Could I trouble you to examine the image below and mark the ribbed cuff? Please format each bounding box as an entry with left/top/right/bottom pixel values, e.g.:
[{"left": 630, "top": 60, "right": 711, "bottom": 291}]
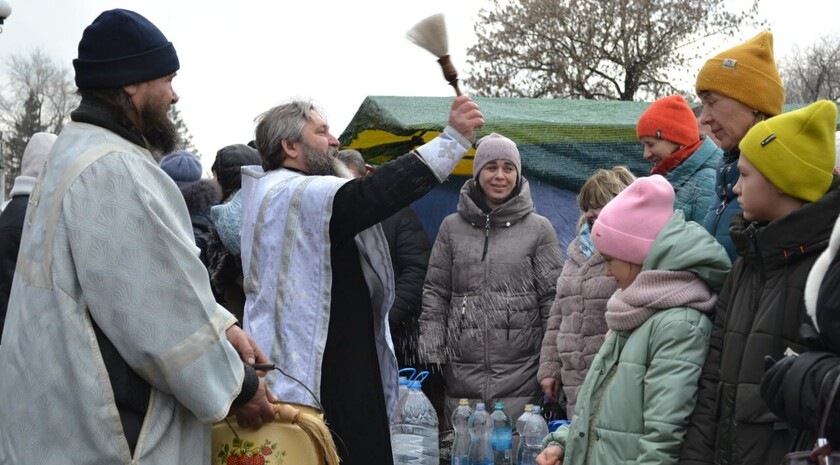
[{"left": 231, "top": 365, "right": 259, "bottom": 407}]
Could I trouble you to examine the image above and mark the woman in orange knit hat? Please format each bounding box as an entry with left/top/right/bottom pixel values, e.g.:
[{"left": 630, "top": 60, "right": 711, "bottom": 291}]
[{"left": 636, "top": 95, "right": 722, "bottom": 223}]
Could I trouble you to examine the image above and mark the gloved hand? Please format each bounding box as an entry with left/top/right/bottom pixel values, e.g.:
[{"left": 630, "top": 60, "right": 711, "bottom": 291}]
[{"left": 759, "top": 355, "right": 797, "bottom": 420}]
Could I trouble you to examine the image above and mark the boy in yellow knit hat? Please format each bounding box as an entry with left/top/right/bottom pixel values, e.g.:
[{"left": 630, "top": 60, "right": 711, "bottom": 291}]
[
  {"left": 694, "top": 31, "right": 784, "bottom": 261},
  {"left": 681, "top": 100, "right": 840, "bottom": 465}
]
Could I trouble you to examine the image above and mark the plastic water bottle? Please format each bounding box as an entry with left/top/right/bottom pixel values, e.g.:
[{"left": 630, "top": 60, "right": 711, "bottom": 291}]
[
  {"left": 491, "top": 402, "right": 513, "bottom": 465},
  {"left": 514, "top": 404, "right": 533, "bottom": 463},
  {"left": 517, "top": 405, "right": 549, "bottom": 465},
  {"left": 393, "top": 368, "right": 417, "bottom": 424},
  {"left": 468, "top": 402, "right": 494, "bottom": 465},
  {"left": 391, "top": 371, "right": 439, "bottom": 465},
  {"left": 450, "top": 398, "right": 473, "bottom": 465}
]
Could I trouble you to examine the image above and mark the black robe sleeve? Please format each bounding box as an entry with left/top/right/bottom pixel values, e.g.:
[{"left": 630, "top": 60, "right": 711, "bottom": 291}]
[{"left": 329, "top": 152, "right": 439, "bottom": 241}]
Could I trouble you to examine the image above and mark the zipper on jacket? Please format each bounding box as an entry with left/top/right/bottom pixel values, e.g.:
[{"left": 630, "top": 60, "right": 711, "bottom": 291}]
[
  {"left": 458, "top": 295, "right": 467, "bottom": 333},
  {"left": 481, "top": 215, "right": 490, "bottom": 261},
  {"left": 712, "top": 196, "right": 731, "bottom": 234},
  {"left": 746, "top": 223, "right": 767, "bottom": 284},
  {"left": 772, "top": 252, "right": 792, "bottom": 360},
  {"left": 484, "top": 304, "right": 490, "bottom": 403},
  {"left": 771, "top": 246, "right": 805, "bottom": 360},
  {"left": 506, "top": 303, "right": 511, "bottom": 341},
  {"left": 584, "top": 362, "right": 619, "bottom": 464}
]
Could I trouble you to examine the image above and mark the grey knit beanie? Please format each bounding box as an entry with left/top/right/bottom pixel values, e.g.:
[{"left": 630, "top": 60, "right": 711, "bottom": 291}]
[{"left": 473, "top": 133, "right": 521, "bottom": 183}]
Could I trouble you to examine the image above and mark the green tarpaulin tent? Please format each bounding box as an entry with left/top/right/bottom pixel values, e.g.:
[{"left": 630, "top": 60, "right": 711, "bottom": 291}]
[{"left": 339, "top": 95, "right": 656, "bottom": 191}]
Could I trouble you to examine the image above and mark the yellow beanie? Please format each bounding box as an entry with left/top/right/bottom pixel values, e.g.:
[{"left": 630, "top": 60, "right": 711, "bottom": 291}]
[
  {"left": 739, "top": 100, "right": 837, "bottom": 203},
  {"left": 696, "top": 31, "right": 785, "bottom": 116}
]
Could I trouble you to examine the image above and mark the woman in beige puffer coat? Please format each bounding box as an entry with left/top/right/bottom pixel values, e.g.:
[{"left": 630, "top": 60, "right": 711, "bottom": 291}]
[
  {"left": 419, "top": 133, "right": 563, "bottom": 429},
  {"left": 538, "top": 167, "right": 635, "bottom": 418}
]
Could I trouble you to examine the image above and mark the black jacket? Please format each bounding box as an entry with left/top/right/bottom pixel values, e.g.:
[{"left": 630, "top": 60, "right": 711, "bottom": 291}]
[
  {"left": 179, "top": 178, "right": 223, "bottom": 266},
  {"left": 0, "top": 194, "right": 28, "bottom": 343},
  {"left": 380, "top": 206, "right": 431, "bottom": 367},
  {"left": 761, "top": 223, "right": 840, "bottom": 448},
  {"left": 681, "top": 177, "right": 840, "bottom": 465}
]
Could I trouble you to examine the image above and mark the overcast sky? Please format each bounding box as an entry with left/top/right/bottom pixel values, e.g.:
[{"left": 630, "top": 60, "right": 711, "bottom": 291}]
[{"left": 0, "top": 0, "right": 835, "bottom": 173}]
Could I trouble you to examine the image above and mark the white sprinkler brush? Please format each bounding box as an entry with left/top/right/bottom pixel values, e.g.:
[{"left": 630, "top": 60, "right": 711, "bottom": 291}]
[{"left": 406, "top": 13, "right": 462, "bottom": 96}]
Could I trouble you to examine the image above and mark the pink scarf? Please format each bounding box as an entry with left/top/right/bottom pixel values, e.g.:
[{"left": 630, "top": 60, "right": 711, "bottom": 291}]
[{"left": 606, "top": 270, "right": 717, "bottom": 331}]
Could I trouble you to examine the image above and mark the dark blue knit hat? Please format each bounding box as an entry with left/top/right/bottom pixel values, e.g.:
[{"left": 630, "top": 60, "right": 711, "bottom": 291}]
[
  {"left": 73, "top": 9, "right": 180, "bottom": 88},
  {"left": 160, "top": 150, "right": 202, "bottom": 187}
]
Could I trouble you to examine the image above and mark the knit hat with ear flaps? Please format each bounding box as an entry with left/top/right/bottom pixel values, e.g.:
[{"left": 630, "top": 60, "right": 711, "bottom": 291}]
[
  {"left": 636, "top": 95, "right": 700, "bottom": 146},
  {"left": 739, "top": 100, "right": 837, "bottom": 203},
  {"left": 473, "top": 133, "right": 522, "bottom": 183},
  {"left": 20, "top": 132, "right": 58, "bottom": 178},
  {"left": 73, "top": 9, "right": 180, "bottom": 88},
  {"left": 695, "top": 31, "right": 785, "bottom": 117},
  {"left": 160, "top": 150, "right": 202, "bottom": 187},
  {"left": 592, "top": 175, "right": 675, "bottom": 266}
]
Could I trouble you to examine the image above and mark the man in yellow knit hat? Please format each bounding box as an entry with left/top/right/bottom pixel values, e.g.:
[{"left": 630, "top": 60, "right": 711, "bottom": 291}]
[
  {"left": 694, "top": 31, "right": 785, "bottom": 261},
  {"left": 681, "top": 100, "right": 840, "bottom": 465}
]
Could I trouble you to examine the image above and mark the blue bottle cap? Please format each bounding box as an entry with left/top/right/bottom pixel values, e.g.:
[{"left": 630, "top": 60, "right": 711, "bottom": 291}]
[{"left": 548, "top": 419, "right": 571, "bottom": 432}]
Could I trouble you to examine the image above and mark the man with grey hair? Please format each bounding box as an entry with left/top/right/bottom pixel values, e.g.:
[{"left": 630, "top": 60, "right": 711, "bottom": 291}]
[
  {"left": 237, "top": 96, "right": 483, "bottom": 465},
  {"left": 336, "top": 148, "right": 370, "bottom": 177}
]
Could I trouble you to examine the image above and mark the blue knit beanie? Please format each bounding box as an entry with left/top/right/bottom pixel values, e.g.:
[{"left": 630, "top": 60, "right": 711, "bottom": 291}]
[
  {"left": 73, "top": 9, "right": 180, "bottom": 88},
  {"left": 160, "top": 150, "right": 202, "bottom": 187}
]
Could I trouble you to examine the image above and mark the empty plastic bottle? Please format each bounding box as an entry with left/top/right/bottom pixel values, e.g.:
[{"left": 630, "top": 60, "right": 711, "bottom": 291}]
[
  {"left": 468, "top": 402, "right": 494, "bottom": 465},
  {"left": 513, "top": 404, "right": 533, "bottom": 463},
  {"left": 450, "top": 398, "right": 473, "bottom": 465},
  {"left": 391, "top": 371, "right": 439, "bottom": 465},
  {"left": 516, "top": 405, "right": 549, "bottom": 465},
  {"left": 491, "top": 402, "right": 513, "bottom": 465}
]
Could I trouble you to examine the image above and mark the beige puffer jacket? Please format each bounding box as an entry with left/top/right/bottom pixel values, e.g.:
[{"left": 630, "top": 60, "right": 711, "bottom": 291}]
[
  {"left": 538, "top": 236, "right": 615, "bottom": 418},
  {"left": 419, "top": 177, "right": 563, "bottom": 428}
]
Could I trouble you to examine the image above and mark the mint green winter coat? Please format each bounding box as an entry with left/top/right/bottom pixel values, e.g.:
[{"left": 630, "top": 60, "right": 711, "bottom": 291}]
[{"left": 542, "top": 211, "right": 731, "bottom": 465}]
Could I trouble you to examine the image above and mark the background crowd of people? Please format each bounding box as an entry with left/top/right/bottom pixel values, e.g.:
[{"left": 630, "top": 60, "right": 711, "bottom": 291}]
[{"left": 0, "top": 7, "right": 838, "bottom": 465}]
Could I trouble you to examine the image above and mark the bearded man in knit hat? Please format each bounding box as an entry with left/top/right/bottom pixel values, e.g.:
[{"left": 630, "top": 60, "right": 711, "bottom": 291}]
[
  {"left": 680, "top": 101, "right": 840, "bottom": 465},
  {"left": 0, "top": 9, "right": 275, "bottom": 463}
]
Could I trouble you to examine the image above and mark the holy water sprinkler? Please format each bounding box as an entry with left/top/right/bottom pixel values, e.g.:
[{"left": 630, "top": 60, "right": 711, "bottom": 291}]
[{"left": 406, "top": 13, "right": 462, "bottom": 96}]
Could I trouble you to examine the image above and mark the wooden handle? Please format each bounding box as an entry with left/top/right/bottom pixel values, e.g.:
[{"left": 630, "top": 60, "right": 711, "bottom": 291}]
[{"left": 437, "top": 55, "right": 462, "bottom": 96}]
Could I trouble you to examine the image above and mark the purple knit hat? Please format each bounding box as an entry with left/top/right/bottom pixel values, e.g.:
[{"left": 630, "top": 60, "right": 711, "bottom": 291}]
[{"left": 592, "top": 175, "right": 674, "bottom": 265}]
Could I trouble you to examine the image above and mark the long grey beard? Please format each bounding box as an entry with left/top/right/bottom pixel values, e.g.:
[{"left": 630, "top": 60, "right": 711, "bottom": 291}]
[{"left": 305, "top": 146, "right": 354, "bottom": 179}]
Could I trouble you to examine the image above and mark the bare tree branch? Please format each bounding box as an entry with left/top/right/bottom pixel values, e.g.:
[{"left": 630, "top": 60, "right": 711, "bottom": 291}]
[
  {"left": 1, "top": 49, "right": 79, "bottom": 197},
  {"left": 465, "top": 0, "right": 763, "bottom": 101},
  {"left": 779, "top": 34, "right": 840, "bottom": 104}
]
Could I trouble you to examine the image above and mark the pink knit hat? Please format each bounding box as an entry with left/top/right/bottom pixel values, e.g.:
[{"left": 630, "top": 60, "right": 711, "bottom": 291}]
[{"left": 592, "top": 175, "right": 675, "bottom": 265}]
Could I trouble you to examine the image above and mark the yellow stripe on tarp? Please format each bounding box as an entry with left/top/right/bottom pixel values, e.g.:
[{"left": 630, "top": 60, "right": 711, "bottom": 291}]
[{"left": 342, "top": 129, "right": 476, "bottom": 177}]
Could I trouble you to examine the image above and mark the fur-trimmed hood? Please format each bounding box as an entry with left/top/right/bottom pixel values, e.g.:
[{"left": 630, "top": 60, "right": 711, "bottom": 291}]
[
  {"left": 805, "top": 212, "right": 840, "bottom": 352},
  {"left": 180, "top": 179, "right": 222, "bottom": 215}
]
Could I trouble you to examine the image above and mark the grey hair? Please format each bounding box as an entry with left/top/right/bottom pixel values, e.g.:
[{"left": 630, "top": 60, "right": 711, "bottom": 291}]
[
  {"left": 254, "top": 100, "right": 325, "bottom": 171},
  {"left": 337, "top": 149, "right": 367, "bottom": 177}
]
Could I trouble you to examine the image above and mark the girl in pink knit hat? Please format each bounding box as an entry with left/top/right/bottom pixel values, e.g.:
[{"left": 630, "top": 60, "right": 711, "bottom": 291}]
[{"left": 537, "top": 175, "right": 730, "bottom": 465}]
